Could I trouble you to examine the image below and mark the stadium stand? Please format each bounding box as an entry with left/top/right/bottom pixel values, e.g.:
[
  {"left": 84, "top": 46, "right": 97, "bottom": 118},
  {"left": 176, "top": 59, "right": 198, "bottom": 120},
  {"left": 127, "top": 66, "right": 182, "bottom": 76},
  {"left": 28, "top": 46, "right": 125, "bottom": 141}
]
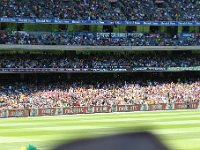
[
  {"left": 0, "top": 0, "right": 200, "bottom": 21},
  {"left": 0, "top": 73, "right": 199, "bottom": 109},
  {"left": 1, "top": 31, "right": 200, "bottom": 46},
  {"left": 0, "top": 0, "right": 199, "bottom": 117},
  {"left": 0, "top": 53, "right": 199, "bottom": 69}
]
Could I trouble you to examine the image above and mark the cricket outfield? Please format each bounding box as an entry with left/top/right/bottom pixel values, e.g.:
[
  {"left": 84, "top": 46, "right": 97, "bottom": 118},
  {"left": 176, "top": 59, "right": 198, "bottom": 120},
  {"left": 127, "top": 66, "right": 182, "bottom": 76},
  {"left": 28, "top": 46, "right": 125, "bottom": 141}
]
[{"left": 0, "top": 110, "right": 200, "bottom": 150}]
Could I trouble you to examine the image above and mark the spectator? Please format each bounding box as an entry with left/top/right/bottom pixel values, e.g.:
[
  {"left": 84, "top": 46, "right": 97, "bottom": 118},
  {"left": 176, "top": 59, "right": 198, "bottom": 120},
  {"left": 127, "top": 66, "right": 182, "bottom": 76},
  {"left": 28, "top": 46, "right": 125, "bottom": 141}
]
[
  {"left": 1, "top": 31, "right": 200, "bottom": 46},
  {"left": 0, "top": 78, "right": 199, "bottom": 109},
  {"left": 0, "top": 53, "right": 199, "bottom": 69},
  {"left": 0, "top": 0, "right": 200, "bottom": 21}
]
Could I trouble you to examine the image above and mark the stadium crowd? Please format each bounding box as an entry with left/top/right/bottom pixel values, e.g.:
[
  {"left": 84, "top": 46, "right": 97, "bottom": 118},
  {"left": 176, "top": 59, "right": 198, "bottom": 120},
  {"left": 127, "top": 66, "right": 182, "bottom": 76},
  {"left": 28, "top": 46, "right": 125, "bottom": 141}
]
[
  {"left": 0, "top": 54, "right": 199, "bottom": 69},
  {"left": 0, "top": 0, "right": 200, "bottom": 21},
  {"left": 1, "top": 31, "right": 200, "bottom": 46},
  {"left": 0, "top": 79, "right": 199, "bottom": 109}
]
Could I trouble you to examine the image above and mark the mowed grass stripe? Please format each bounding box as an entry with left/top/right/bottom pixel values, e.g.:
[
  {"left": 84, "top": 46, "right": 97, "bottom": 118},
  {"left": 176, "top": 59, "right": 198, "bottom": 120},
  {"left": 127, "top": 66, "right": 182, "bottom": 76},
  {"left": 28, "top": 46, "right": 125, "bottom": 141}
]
[
  {"left": 1, "top": 123, "right": 200, "bottom": 136},
  {"left": 1, "top": 118, "right": 200, "bottom": 132},
  {"left": 166, "top": 138, "right": 200, "bottom": 150},
  {"left": 1, "top": 116, "right": 200, "bottom": 129},
  {"left": 0, "top": 110, "right": 200, "bottom": 150}
]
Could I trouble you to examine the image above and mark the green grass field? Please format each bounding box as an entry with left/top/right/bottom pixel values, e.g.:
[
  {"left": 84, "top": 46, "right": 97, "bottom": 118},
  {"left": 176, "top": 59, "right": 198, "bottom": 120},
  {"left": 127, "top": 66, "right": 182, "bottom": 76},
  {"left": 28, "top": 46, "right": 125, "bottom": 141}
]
[{"left": 0, "top": 110, "right": 200, "bottom": 150}]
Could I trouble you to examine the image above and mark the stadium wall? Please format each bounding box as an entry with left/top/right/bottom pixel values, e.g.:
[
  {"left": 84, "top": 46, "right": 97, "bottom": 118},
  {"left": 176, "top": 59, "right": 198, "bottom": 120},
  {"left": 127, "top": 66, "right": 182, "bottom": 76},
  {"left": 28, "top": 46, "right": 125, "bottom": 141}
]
[{"left": 0, "top": 102, "right": 199, "bottom": 118}]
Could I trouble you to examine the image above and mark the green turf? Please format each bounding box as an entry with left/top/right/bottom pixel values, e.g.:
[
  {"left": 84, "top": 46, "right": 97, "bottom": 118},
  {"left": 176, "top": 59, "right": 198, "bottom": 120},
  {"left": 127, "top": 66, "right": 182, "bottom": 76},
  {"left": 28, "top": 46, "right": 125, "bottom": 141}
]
[{"left": 0, "top": 110, "right": 200, "bottom": 150}]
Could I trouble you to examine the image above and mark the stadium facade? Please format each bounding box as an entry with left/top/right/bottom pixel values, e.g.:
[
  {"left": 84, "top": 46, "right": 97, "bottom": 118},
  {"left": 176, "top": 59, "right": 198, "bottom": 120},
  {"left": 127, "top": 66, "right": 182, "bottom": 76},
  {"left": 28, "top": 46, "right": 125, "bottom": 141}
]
[{"left": 0, "top": 0, "right": 199, "bottom": 118}]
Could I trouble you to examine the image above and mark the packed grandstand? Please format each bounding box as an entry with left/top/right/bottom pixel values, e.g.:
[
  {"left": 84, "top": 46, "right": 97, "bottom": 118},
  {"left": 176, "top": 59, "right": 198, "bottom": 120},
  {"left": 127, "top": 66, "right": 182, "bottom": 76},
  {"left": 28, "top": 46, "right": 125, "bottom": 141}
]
[
  {"left": 0, "top": 0, "right": 200, "bottom": 118},
  {"left": 0, "top": 52, "right": 199, "bottom": 69},
  {"left": 0, "top": 0, "right": 200, "bottom": 21},
  {"left": 0, "top": 73, "right": 199, "bottom": 110},
  {"left": 1, "top": 31, "right": 200, "bottom": 46}
]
